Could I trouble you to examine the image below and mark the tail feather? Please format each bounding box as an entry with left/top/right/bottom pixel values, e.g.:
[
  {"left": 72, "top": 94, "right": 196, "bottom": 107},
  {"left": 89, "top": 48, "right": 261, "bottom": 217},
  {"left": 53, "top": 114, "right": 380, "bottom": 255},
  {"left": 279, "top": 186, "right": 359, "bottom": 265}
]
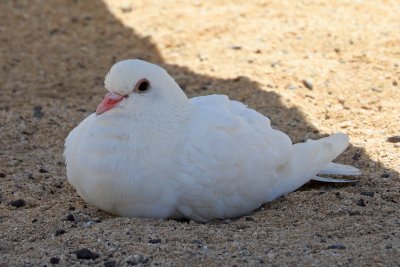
[
  {"left": 274, "top": 133, "right": 351, "bottom": 198},
  {"left": 312, "top": 175, "right": 358, "bottom": 183},
  {"left": 319, "top": 162, "right": 361, "bottom": 176}
]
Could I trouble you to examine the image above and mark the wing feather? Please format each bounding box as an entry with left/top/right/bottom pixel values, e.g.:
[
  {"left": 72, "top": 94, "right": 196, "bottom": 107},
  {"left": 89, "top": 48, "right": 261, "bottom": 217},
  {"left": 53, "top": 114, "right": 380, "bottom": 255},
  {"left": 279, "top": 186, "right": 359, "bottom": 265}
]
[{"left": 174, "top": 95, "right": 292, "bottom": 221}]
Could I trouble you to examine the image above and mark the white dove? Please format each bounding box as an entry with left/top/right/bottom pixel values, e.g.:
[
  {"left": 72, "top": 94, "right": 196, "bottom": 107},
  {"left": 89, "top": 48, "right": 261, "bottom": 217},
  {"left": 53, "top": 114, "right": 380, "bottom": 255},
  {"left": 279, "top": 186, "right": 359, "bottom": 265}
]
[{"left": 64, "top": 59, "right": 360, "bottom": 222}]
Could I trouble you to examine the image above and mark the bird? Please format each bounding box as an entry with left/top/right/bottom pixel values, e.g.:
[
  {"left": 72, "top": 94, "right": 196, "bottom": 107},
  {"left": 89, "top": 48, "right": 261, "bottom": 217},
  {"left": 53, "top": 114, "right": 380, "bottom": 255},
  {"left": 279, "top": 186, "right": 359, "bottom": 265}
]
[{"left": 64, "top": 59, "right": 361, "bottom": 222}]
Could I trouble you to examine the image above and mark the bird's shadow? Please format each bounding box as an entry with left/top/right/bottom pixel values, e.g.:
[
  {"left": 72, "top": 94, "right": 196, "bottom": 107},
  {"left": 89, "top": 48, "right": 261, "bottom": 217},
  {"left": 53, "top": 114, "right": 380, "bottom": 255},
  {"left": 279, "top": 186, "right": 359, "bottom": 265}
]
[{"left": 1, "top": 1, "right": 396, "bottom": 217}]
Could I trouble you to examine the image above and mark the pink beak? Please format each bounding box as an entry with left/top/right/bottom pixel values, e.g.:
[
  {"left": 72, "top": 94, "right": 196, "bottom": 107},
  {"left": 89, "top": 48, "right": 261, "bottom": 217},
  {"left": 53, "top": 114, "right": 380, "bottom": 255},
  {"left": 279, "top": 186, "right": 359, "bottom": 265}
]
[{"left": 96, "top": 92, "right": 127, "bottom": 115}]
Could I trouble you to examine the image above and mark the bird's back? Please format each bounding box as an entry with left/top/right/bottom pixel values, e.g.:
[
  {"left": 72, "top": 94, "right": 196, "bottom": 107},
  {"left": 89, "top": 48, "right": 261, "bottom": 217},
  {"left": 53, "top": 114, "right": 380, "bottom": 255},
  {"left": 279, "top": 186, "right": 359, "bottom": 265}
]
[{"left": 173, "top": 95, "right": 294, "bottom": 221}]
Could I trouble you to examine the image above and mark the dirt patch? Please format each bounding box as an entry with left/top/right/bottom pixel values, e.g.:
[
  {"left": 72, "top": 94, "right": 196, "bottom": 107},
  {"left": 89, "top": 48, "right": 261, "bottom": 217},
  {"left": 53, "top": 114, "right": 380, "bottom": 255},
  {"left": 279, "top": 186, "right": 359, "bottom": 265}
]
[{"left": 1, "top": 0, "right": 399, "bottom": 266}]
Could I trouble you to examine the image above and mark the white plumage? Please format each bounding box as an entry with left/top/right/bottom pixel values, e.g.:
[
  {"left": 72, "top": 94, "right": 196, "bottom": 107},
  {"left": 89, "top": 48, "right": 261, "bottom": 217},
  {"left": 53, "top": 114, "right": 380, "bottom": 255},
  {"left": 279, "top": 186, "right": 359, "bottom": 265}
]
[{"left": 64, "top": 59, "right": 360, "bottom": 222}]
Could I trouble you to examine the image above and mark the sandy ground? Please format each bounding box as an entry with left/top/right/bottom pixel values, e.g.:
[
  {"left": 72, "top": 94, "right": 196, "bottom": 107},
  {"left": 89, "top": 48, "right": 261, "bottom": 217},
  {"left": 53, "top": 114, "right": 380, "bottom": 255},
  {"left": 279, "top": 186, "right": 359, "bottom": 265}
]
[{"left": 1, "top": 0, "right": 399, "bottom": 266}]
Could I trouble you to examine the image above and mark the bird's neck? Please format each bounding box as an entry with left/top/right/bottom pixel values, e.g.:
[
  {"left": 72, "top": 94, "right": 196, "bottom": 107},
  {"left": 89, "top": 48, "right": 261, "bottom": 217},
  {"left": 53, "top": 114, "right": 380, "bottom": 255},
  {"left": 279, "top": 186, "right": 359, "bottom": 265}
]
[{"left": 94, "top": 102, "right": 192, "bottom": 161}]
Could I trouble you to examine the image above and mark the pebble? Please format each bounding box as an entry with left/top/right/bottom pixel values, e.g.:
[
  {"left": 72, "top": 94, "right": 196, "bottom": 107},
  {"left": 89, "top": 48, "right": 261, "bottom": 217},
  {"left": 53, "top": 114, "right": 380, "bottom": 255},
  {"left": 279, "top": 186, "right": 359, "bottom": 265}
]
[
  {"left": 302, "top": 79, "right": 313, "bottom": 90},
  {"left": 370, "top": 87, "right": 382, "bottom": 93},
  {"left": 120, "top": 3, "right": 132, "bottom": 13},
  {"left": 360, "top": 191, "right": 375, "bottom": 197},
  {"left": 326, "top": 243, "right": 346, "bottom": 250},
  {"left": 39, "top": 167, "right": 48, "bottom": 173},
  {"left": 104, "top": 261, "right": 117, "bottom": 267},
  {"left": 9, "top": 199, "right": 26, "bottom": 208},
  {"left": 50, "top": 257, "right": 60, "bottom": 264},
  {"left": 66, "top": 214, "right": 75, "bottom": 222},
  {"left": 348, "top": 210, "right": 360, "bottom": 216},
  {"left": 83, "top": 221, "right": 95, "bottom": 228},
  {"left": 55, "top": 229, "right": 66, "bottom": 236},
  {"left": 126, "top": 255, "right": 149, "bottom": 266},
  {"left": 287, "top": 84, "right": 297, "bottom": 90},
  {"left": 0, "top": 173, "right": 5, "bottom": 178},
  {"left": 381, "top": 173, "right": 390, "bottom": 178},
  {"left": 197, "top": 54, "right": 208, "bottom": 61},
  {"left": 192, "top": 240, "right": 202, "bottom": 245},
  {"left": 148, "top": 238, "right": 161, "bottom": 244},
  {"left": 387, "top": 136, "right": 400, "bottom": 143},
  {"left": 352, "top": 152, "right": 361, "bottom": 161},
  {"left": 356, "top": 199, "right": 366, "bottom": 207},
  {"left": 270, "top": 61, "right": 279, "bottom": 67},
  {"left": 245, "top": 216, "right": 255, "bottom": 222},
  {"left": 33, "top": 106, "right": 44, "bottom": 119},
  {"left": 75, "top": 248, "right": 100, "bottom": 260},
  {"left": 229, "top": 45, "right": 242, "bottom": 50}
]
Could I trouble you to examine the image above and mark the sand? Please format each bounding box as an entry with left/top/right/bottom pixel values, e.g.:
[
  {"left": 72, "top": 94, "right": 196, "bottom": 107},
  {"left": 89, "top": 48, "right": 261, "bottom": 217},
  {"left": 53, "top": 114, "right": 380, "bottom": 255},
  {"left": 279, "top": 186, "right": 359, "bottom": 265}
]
[{"left": 0, "top": 0, "right": 399, "bottom": 266}]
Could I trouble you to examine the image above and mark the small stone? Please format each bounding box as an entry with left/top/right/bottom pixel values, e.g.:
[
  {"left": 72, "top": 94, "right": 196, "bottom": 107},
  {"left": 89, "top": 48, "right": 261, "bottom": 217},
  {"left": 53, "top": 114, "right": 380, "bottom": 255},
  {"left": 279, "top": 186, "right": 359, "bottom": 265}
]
[
  {"left": 104, "top": 261, "right": 117, "bottom": 267},
  {"left": 270, "top": 61, "right": 279, "bottom": 67},
  {"left": 28, "top": 173, "right": 34, "bottom": 179},
  {"left": 233, "top": 76, "right": 243, "bottom": 82},
  {"left": 75, "top": 248, "right": 100, "bottom": 260},
  {"left": 127, "top": 255, "right": 149, "bottom": 266},
  {"left": 48, "top": 28, "right": 59, "bottom": 36},
  {"left": 9, "top": 199, "right": 26, "bottom": 208},
  {"left": 148, "top": 238, "right": 161, "bottom": 244},
  {"left": 287, "top": 84, "right": 297, "bottom": 90},
  {"left": 385, "top": 244, "right": 392, "bottom": 249},
  {"left": 68, "top": 206, "right": 76, "bottom": 211},
  {"left": 356, "top": 199, "right": 366, "bottom": 207},
  {"left": 229, "top": 45, "right": 242, "bottom": 50},
  {"left": 360, "top": 191, "right": 374, "bottom": 197},
  {"left": 33, "top": 106, "right": 44, "bottom": 119},
  {"left": 55, "top": 229, "right": 66, "bottom": 236},
  {"left": 0, "top": 173, "right": 5, "bottom": 178},
  {"left": 334, "top": 48, "right": 341, "bottom": 53},
  {"left": 50, "top": 257, "right": 60, "bottom": 264},
  {"left": 197, "top": 54, "right": 208, "bottom": 61},
  {"left": 83, "top": 221, "right": 94, "bottom": 228},
  {"left": 348, "top": 210, "right": 360, "bottom": 216},
  {"left": 245, "top": 216, "right": 255, "bottom": 222},
  {"left": 120, "top": 4, "right": 132, "bottom": 13},
  {"left": 32, "top": 218, "right": 38, "bottom": 223},
  {"left": 39, "top": 167, "right": 48, "bottom": 173},
  {"left": 326, "top": 243, "right": 346, "bottom": 250},
  {"left": 53, "top": 182, "right": 63, "bottom": 189},
  {"left": 370, "top": 87, "right": 382, "bottom": 93},
  {"left": 387, "top": 136, "right": 400, "bottom": 143},
  {"left": 192, "top": 240, "right": 202, "bottom": 245},
  {"left": 66, "top": 214, "right": 75, "bottom": 222},
  {"left": 381, "top": 173, "right": 390, "bottom": 178},
  {"left": 393, "top": 80, "right": 398, "bottom": 86},
  {"left": 302, "top": 79, "right": 313, "bottom": 90},
  {"left": 352, "top": 152, "right": 361, "bottom": 161}
]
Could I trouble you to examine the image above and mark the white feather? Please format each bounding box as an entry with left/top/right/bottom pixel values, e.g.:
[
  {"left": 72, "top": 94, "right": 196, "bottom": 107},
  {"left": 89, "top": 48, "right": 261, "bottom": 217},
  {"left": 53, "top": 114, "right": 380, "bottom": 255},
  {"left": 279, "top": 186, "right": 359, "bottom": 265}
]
[{"left": 64, "top": 59, "right": 361, "bottom": 222}]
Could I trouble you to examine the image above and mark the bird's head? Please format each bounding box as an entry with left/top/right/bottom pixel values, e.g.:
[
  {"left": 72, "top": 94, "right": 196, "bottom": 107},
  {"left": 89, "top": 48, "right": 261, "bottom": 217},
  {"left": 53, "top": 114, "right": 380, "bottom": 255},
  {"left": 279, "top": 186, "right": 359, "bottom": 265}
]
[{"left": 96, "top": 59, "right": 189, "bottom": 116}]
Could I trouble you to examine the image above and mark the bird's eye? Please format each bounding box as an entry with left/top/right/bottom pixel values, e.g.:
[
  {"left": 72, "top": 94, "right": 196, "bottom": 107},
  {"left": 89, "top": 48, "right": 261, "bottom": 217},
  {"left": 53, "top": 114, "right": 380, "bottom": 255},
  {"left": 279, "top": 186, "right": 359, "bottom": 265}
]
[{"left": 134, "top": 79, "right": 151, "bottom": 93}]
